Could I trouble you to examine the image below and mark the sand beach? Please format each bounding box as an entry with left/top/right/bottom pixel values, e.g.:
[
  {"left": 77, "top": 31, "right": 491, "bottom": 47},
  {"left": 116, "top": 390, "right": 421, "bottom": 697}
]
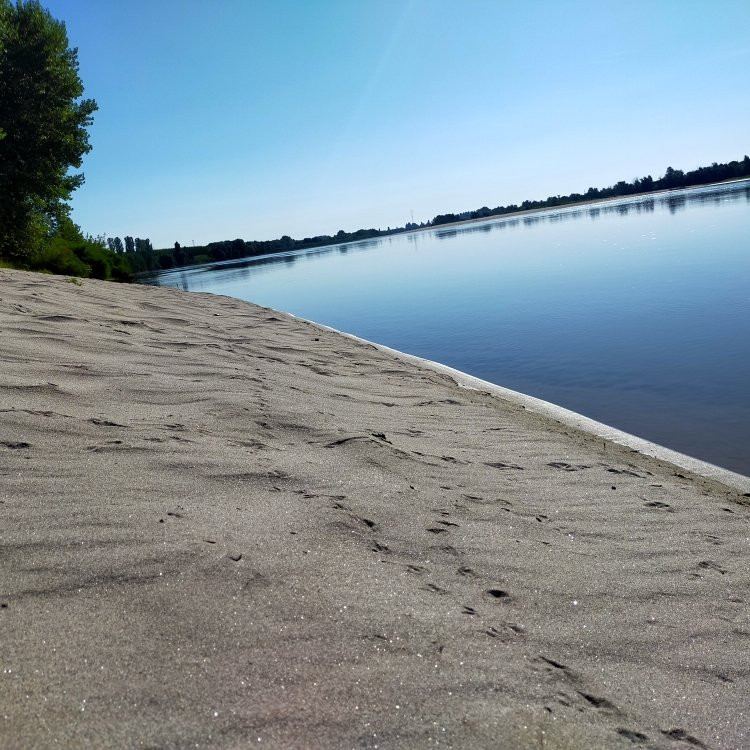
[{"left": 1, "top": 268, "right": 748, "bottom": 749}]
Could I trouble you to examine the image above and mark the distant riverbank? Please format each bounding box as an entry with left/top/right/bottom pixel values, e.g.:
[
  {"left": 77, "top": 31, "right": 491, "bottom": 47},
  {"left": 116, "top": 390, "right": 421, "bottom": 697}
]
[{"left": 130, "top": 157, "right": 750, "bottom": 275}]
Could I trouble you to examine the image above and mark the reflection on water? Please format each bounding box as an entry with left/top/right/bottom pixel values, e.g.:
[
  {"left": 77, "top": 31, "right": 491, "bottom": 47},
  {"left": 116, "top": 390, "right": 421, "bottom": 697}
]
[{"left": 149, "top": 180, "right": 750, "bottom": 476}]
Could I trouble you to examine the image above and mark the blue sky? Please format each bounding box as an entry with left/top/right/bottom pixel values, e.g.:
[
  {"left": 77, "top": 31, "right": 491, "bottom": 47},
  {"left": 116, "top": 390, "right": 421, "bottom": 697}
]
[{"left": 45, "top": 0, "right": 750, "bottom": 248}]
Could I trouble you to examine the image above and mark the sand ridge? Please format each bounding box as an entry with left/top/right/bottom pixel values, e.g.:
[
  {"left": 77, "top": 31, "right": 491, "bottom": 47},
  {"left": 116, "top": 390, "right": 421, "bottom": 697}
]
[{"left": 1, "top": 269, "right": 748, "bottom": 749}]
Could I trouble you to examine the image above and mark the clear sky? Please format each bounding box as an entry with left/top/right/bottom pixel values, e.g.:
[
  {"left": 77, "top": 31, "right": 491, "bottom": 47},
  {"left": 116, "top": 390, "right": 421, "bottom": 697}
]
[{"left": 44, "top": 0, "right": 750, "bottom": 249}]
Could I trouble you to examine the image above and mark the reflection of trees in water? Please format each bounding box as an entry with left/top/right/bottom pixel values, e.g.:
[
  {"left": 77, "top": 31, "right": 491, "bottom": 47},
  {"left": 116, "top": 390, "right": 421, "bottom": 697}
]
[
  {"left": 434, "top": 229, "right": 458, "bottom": 240},
  {"left": 660, "top": 183, "right": 746, "bottom": 210},
  {"left": 168, "top": 236, "right": 387, "bottom": 288},
  {"left": 549, "top": 210, "right": 583, "bottom": 223},
  {"left": 433, "top": 221, "right": 494, "bottom": 240},
  {"left": 576, "top": 182, "right": 748, "bottom": 221},
  {"left": 666, "top": 196, "right": 687, "bottom": 214},
  {"left": 635, "top": 199, "right": 655, "bottom": 213},
  {"left": 432, "top": 214, "right": 545, "bottom": 241},
  {"left": 349, "top": 239, "right": 380, "bottom": 251}
]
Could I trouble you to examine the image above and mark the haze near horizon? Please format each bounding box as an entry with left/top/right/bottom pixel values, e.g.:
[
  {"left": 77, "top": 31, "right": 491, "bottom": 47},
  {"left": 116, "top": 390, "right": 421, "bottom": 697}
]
[{"left": 46, "top": 0, "right": 750, "bottom": 248}]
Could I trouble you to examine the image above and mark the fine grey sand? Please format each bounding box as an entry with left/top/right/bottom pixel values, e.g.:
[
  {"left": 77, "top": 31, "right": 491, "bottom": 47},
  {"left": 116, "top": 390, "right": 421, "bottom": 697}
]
[{"left": 1, "top": 268, "right": 748, "bottom": 749}]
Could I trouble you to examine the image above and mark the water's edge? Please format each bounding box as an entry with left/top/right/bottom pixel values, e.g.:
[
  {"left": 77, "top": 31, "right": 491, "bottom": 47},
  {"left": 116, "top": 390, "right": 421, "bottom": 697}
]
[{"left": 289, "top": 313, "right": 750, "bottom": 494}]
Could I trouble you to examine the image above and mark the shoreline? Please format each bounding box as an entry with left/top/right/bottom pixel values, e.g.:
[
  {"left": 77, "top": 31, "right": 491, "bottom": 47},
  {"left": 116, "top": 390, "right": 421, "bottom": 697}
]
[
  {"left": 303, "top": 317, "right": 750, "bottom": 493},
  {"left": 2, "top": 269, "right": 748, "bottom": 749}
]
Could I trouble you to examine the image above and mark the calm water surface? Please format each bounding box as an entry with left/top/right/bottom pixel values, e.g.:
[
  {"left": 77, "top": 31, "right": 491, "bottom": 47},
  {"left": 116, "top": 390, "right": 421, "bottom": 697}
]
[{"left": 151, "top": 181, "right": 750, "bottom": 476}]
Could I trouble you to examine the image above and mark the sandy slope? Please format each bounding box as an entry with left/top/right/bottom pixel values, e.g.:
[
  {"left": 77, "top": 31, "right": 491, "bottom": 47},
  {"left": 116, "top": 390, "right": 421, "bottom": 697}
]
[{"left": 1, "top": 269, "right": 748, "bottom": 749}]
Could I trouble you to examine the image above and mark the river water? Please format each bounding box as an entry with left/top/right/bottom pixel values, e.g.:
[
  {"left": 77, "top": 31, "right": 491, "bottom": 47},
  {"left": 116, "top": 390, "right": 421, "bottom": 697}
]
[{"left": 150, "top": 180, "right": 750, "bottom": 476}]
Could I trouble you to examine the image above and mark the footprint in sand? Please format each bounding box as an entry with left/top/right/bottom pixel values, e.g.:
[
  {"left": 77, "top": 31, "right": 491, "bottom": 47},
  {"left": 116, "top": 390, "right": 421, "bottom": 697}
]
[
  {"left": 486, "top": 623, "right": 524, "bottom": 639},
  {"left": 696, "top": 560, "right": 727, "bottom": 575},
  {"left": 577, "top": 691, "right": 619, "bottom": 712},
  {"left": 484, "top": 461, "right": 524, "bottom": 470},
  {"left": 548, "top": 462, "right": 592, "bottom": 472},
  {"left": 644, "top": 500, "right": 671, "bottom": 509},
  {"left": 486, "top": 589, "right": 511, "bottom": 600},
  {"left": 616, "top": 728, "right": 649, "bottom": 744},
  {"left": 537, "top": 656, "right": 579, "bottom": 685},
  {"left": 89, "top": 418, "right": 127, "bottom": 427},
  {"left": 660, "top": 728, "right": 709, "bottom": 749},
  {"left": 606, "top": 466, "right": 646, "bottom": 477}
]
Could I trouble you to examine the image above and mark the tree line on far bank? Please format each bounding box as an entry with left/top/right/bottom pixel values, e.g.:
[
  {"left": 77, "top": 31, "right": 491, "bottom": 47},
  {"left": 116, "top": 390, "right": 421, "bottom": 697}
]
[
  {"left": 430, "top": 157, "right": 750, "bottom": 226},
  {"left": 137, "top": 155, "right": 750, "bottom": 274}
]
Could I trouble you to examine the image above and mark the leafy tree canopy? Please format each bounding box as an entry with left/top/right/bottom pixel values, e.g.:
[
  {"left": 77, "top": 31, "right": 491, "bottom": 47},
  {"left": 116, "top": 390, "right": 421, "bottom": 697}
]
[{"left": 0, "top": 0, "right": 97, "bottom": 260}]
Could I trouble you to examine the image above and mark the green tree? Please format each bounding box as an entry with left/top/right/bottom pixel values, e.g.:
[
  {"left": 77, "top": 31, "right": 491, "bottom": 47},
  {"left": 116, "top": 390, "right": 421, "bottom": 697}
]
[
  {"left": 0, "top": 0, "right": 97, "bottom": 261},
  {"left": 661, "top": 166, "right": 685, "bottom": 189},
  {"left": 136, "top": 237, "right": 153, "bottom": 254}
]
